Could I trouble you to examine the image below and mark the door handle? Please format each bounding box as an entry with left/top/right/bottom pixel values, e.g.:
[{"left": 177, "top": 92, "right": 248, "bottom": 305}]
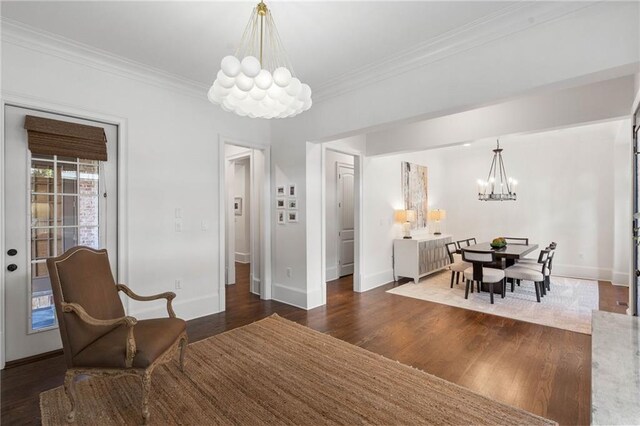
[{"left": 7, "top": 264, "right": 18, "bottom": 272}]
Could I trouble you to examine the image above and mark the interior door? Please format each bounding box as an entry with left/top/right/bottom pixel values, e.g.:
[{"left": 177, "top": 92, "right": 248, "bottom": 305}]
[
  {"left": 337, "top": 163, "right": 355, "bottom": 277},
  {"left": 3, "top": 105, "right": 117, "bottom": 362}
]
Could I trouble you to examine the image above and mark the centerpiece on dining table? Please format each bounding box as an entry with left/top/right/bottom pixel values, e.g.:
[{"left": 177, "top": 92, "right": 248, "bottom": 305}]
[{"left": 490, "top": 237, "right": 507, "bottom": 249}]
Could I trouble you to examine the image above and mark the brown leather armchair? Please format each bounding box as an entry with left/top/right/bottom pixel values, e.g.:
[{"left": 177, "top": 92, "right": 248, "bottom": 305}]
[{"left": 47, "top": 246, "right": 188, "bottom": 424}]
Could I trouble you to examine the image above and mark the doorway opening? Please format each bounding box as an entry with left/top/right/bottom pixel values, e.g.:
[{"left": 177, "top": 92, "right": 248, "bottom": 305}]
[
  {"left": 221, "top": 140, "right": 271, "bottom": 310},
  {"left": 321, "top": 142, "right": 363, "bottom": 305}
]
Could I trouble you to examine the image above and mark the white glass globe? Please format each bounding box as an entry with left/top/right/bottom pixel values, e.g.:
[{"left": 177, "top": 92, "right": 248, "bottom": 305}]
[
  {"left": 254, "top": 70, "right": 273, "bottom": 90},
  {"left": 235, "top": 73, "right": 254, "bottom": 92},
  {"left": 217, "top": 70, "right": 235, "bottom": 89},
  {"left": 273, "top": 67, "right": 292, "bottom": 87},
  {"left": 221, "top": 56, "right": 241, "bottom": 77},
  {"left": 241, "top": 56, "right": 261, "bottom": 78}
]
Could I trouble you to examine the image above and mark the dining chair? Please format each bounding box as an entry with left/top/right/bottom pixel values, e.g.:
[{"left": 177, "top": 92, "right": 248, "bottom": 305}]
[
  {"left": 445, "top": 242, "right": 471, "bottom": 288},
  {"left": 461, "top": 249, "right": 505, "bottom": 304},
  {"left": 519, "top": 242, "right": 556, "bottom": 293},
  {"left": 504, "top": 237, "right": 529, "bottom": 245},
  {"left": 504, "top": 249, "right": 550, "bottom": 302}
]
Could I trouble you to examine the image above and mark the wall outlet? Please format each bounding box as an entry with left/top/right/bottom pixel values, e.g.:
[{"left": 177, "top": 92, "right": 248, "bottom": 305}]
[
  {"left": 175, "top": 208, "right": 182, "bottom": 219},
  {"left": 201, "top": 220, "right": 209, "bottom": 231},
  {"left": 175, "top": 220, "right": 183, "bottom": 232},
  {"left": 175, "top": 279, "right": 182, "bottom": 290},
  {"left": 286, "top": 267, "right": 292, "bottom": 278}
]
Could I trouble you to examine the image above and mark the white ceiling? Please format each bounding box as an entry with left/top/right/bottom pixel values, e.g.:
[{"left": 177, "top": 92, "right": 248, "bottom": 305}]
[{"left": 1, "top": 1, "right": 518, "bottom": 90}]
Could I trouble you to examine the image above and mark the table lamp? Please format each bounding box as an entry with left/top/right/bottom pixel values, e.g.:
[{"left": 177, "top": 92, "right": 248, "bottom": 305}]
[
  {"left": 395, "top": 209, "right": 416, "bottom": 239},
  {"left": 428, "top": 209, "right": 446, "bottom": 235}
]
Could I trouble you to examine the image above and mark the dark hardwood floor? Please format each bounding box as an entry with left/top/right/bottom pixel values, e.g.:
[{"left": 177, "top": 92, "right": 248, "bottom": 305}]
[{"left": 1, "top": 262, "right": 629, "bottom": 425}]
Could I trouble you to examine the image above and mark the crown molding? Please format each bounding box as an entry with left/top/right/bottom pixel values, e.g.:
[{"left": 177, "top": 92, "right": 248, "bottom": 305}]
[
  {"left": 0, "top": 17, "right": 210, "bottom": 101},
  {"left": 312, "top": 1, "right": 600, "bottom": 103},
  {"left": 1, "top": 2, "right": 600, "bottom": 106}
]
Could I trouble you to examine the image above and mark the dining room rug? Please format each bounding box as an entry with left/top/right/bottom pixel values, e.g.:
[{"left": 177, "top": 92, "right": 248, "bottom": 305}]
[
  {"left": 40, "top": 314, "right": 555, "bottom": 426},
  {"left": 387, "top": 271, "right": 598, "bottom": 334}
]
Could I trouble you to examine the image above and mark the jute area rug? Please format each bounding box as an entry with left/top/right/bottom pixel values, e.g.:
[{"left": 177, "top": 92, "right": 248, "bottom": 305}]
[
  {"left": 40, "top": 314, "right": 555, "bottom": 425},
  {"left": 388, "top": 271, "right": 599, "bottom": 334}
]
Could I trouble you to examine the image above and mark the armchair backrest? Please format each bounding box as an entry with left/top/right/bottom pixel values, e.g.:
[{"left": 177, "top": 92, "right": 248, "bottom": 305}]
[
  {"left": 47, "top": 246, "right": 125, "bottom": 367},
  {"left": 445, "top": 242, "right": 458, "bottom": 263},
  {"left": 461, "top": 249, "right": 495, "bottom": 281}
]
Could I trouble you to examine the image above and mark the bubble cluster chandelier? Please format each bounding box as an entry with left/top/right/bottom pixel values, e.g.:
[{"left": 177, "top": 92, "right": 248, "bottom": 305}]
[
  {"left": 208, "top": 1, "right": 312, "bottom": 119},
  {"left": 476, "top": 140, "right": 518, "bottom": 201}
]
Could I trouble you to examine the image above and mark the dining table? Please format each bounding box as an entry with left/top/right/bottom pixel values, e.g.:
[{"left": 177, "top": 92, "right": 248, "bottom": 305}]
[{"left": 460, "top": 242, "right": 539, "bottom": 292}]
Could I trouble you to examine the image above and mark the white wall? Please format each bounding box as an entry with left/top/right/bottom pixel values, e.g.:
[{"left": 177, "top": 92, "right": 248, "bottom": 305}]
[
  {"left": 233, "top": 158, "right": 251, "bottom": 263},
  {"left": 362, "top": 122, "right": 630, "bottom": 291},
  {"left": 270, "top": 1, "right": 639, "bottom": 309},
  {"left": 325, "top": 150, "right": 354, "bottom": 281},
  {"left": 1, "top": 29, "right": 270, "bottom": 320}
]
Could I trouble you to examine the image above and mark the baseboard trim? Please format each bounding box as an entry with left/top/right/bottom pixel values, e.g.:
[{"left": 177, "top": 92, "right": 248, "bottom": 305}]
[
  {"left": 272, "top": 283, "right": 307, "bottom": 309},
  {"left": 130, "top": 293, "right": 220, "bottom": 321},
  {"left": 235, "top": 252, "right": 251, "bottom": 263},
  {"left": 611, "top": 271, "right": 630, "bottom": 287},
  {"left": 360, "top": 269, "right": 395, "bottom": 292}
]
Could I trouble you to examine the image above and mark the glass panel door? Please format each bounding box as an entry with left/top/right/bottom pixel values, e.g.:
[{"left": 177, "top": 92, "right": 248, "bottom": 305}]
[{"left": 28, "top": 154, "right": 102, "bottom": 332}]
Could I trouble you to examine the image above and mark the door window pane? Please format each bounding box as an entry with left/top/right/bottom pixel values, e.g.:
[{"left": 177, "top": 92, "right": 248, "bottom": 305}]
[
  {"left": 78, "top": 196, "right": 99, "bottom": 226},
  {"left": 31, "top": 228, "right": 55, "bottom": 260},
  {"left": 31, "top": 194, "right": 54, "bottom": 227},
  {"left": 31, "top": 264, "right": 55, "bottom": 331},
  {"left": 79, "top": 227, "right": 99, "bottom": 249},
  {"left": 79, "top": 164, "right": 99, "bottom": 194},
  {"left": 31, "top": 161, "right": 54, "bottom": 193},
  {"left": 59, "top": 227, "right": 78, "bottom": 254},
  {"left": 58, "top": 162, "right": 78, "bottom": 194},
  {"left": 59, "top": 195, "right": 78, "bottom": 226}
]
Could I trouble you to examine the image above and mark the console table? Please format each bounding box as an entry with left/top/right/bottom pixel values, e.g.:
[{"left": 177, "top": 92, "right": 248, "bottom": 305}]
[{"left": 393, "top": 235, "right": 452, "bottom": 284}]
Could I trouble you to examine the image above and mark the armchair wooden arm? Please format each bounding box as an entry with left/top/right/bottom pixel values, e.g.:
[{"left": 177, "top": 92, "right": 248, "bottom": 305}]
[
  {"left": 61, "top": 302, "right": 138, "bottom": 367},
  {"left": 116, "top": 284, "right": 176, "bottom": 318}
]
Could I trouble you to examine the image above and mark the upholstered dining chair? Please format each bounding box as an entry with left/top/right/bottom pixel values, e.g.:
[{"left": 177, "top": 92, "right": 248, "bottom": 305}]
[
  {"left": 46, "top": 246, "right": 188, "bottom": 424},
  {"left": 504, "top": 249, "right": 550, "bottom": 302},
  {"left": 445, "top": 242, "right": 471, "bottom": 288},
  {"left": 504, "top": 237, "right": 529, "bottom": 245},
  {"left": 461, "top": 249, "right": 505, "bottom": 304},
  {"left": 519, "top": 242, "right": 556, "bottom": 293}
]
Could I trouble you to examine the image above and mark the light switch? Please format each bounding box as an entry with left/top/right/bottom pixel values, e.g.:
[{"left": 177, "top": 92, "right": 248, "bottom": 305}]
[
  {"left": 201, "top": 220, "right": 209, "bottom": 231},
  {"left": 175, "top": 208, "right": 182, "bottom": 219}
]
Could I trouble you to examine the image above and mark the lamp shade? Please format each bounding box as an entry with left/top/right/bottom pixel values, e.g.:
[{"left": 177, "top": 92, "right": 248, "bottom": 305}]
[
  {"left": 394, "top": 210, "right": 407, "bottom": 223},
  {"left": 428, "top": 209, "right": 446, "bottom": 221}
]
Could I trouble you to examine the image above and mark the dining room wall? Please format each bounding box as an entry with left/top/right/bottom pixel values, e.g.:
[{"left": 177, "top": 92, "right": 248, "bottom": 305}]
[{"left": 361, "top": 120, "right": 630, "bottom": 290}]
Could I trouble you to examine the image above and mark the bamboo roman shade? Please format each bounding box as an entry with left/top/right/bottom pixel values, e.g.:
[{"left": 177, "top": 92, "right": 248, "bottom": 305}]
[{"left": 24, "top": 115, "right": 108, "bottom": 161}]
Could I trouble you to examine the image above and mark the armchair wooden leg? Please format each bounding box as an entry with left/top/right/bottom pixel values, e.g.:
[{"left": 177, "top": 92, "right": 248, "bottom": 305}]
[
  {"left": 465, "top": 279, "right": 470, "bottom": 299},
  {"left": 64, "top": 370, "right": 77, "bottom": 423},
  {"left": 141, "top": 370, "right": 152, "bottom": 424},
  {"left": 534, "top": 281, "right": 541, "bottom": 302},
  {"left": 501, "top": 279, "right": 506, "bottom": 298},
  {"left": 489, "top": 282, "right": 494, "bottom": 304},
  {"left": 450, "top": 271, "right": 455, "bottom": 288},
  {"left": 456, "top": 272, "right": 460, "bottom": 284},
  {"left": 179, "top": 336, "right": 188, "bottom": 372}
]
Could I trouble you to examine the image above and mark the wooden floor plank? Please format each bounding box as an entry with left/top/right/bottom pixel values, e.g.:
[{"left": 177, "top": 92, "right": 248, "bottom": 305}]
[{"left": 1, "top": 264, "right": 628, "bottom": 425}]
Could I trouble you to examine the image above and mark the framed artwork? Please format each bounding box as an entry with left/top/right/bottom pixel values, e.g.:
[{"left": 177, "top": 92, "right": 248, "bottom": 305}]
[
  {"left": 277, "top": 210, "right": 286, "bottom": 224},
  {"left": 401, "top": 161, "right": 428, "bottom": 229},
  {"left": 234, "top": 197, "right": 242, "bottom": 216},
  {"left": 287, "top": 183, "right": 296, "bottom": 197},
  {"left": 287, "top": 211, "right": 298, "bottom": 223},
  {"left": 287, "top": 198, "right": 297, "bottom": 210},
  {"left": 276, "top": 185, "right": 286, "bottom": 196},
  {"left": 276, "top": 197, "right": 286, "bottom": 209}
]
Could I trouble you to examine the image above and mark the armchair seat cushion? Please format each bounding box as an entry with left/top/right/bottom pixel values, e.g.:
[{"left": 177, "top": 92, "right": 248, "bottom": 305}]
[
  {"left": 450, "top": 261, "right": 472, "bottom": 272},
  {"left": 73, "top": 317, "right": 186, "bottom": 368}
]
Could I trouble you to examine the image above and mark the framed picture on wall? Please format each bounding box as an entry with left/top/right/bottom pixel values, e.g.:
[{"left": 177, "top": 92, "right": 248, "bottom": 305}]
[
  {"left": 277, "top": 210, "right": 286, "bottom": 224},
  {"left": 234, "top": 197, "right": 242, "bottom": 216},
  {"left": 287, "top": 198, "right": 297, "bottom": 210},
  {"left": 287, "top": 183, "right": 296, "bottom": 197},
  {"left": 287, "top": 211, "right": 298, "bottom": 223},
  {"left": 276, "top": 185, "right": 286, "bottom": 196},
  {"left": 276, "top": 198, "right": 286, "bottom": 209}
]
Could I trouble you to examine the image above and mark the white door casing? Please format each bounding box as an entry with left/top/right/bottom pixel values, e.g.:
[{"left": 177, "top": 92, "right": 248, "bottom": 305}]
[
  {"left": 337, "top": 162, "right": 355, "bottom": 277},
  {"left": 3, "top": 105, "right": 118, "bottom": 362}
]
